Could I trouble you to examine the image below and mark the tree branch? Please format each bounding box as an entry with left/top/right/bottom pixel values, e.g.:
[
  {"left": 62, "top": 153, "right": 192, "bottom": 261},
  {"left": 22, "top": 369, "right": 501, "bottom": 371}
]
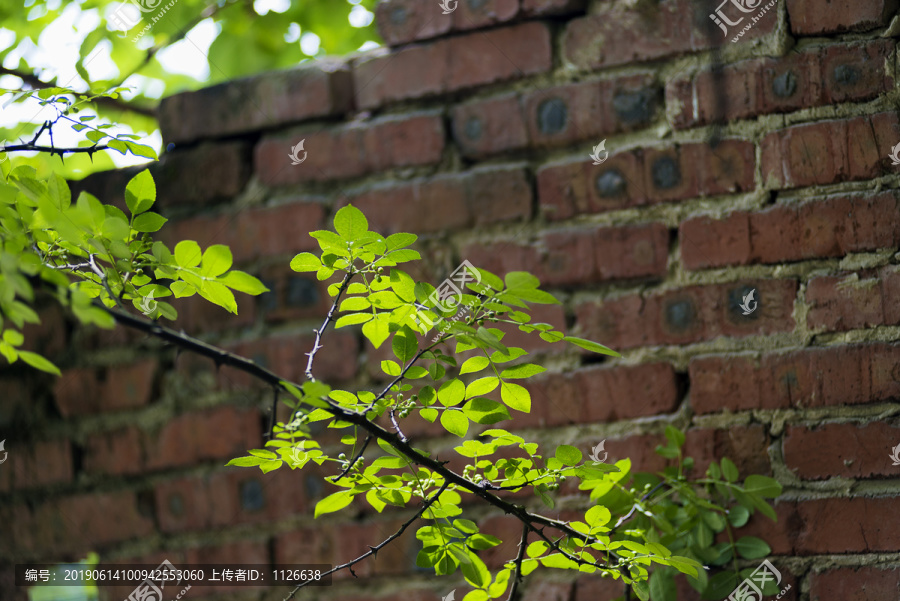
[
  {"left": 329, "top": 434, "right": 371, "bottom": 483},
  {"left": 305, "top": 272, "right": 353, "bottom": 382},
  {"left": 283, "top": 481, "right": 450, "bottom": 601},
  {"left": 506, "top": 522, "right": 530, "bottom": 601}
]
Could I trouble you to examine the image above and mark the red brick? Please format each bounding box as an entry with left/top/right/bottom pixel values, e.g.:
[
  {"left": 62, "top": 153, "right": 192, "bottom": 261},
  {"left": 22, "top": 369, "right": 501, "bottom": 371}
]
[
  {"left": 452, "top": 93, "right": 528, "bottom": 158},
  {"left": 152, "top": 141, "right": 250, "bottom": 209},
  {"left": 578, "top": 362, "right": 679, "bottom": 422},
  {"left": 809, "top": 567, "right": 900, "bottom": 601},
  {"left": 144, "top": 406, "right": 262, "bottom": 471},
  {"left": 0, "top": 439, "right": 72, "bottom": 492},
  {"left": 683, "top": 424, "right": 772, "bottom": 477},
  {"left": 343, "top": 165, "right": 531, "bottom": 235},
  {"left": 796, "top": 496, "right": 900, "bottom": 553},
  {"left": 690, "top": 344, "right": 900, "bottom": 414},
  {"left": 255, "top": 112, "right": 444, "bottom": 185},
  {"left": 226, "top": 331, "right": 358, "bottom": 387},
  {"left": 575, "top": 279, "right": 796, "bottom": 350},
  {"left": 681, "top": 193, "right": 900, "bottom": 270},
  {"left": 83, "top": 427, "right": 143, "bottom": 476},
  {"left": 521, "top": 581, "right": 574, "bottom": 601},
  {"left": 53, "top": 360, "right": 158, "bottom": 417},
  {"left": 540, "top": 140, "right": 753, "bottom": 220},
  {"left": 159, "top": 60, "right": 353, "bottom": 144},
  {"left": 7, "top": 491, "right": 154, "bottom": 553},
  {"left": 786, "top": 0, "right": 898, "bottom": 35},
  {"left": 806, "top": 270, "right": 897, "bottom": 332},
  {"left": 20, "top": 303, "right": 67, "bottom": 360},
  {"left": 761, "top": 113, "right": 900, "bottom": 190},
  {"left": 257, "top": 263, "right": 332, "bottom": 325},
  {"left": 159, "top": 199, "right": 326, "bottom": 264},
  {"left": 354, "top": 22, "right": 552, "bottom": 109},
  {"left": 171, "top": 289, "right": 256, "bottom": 334},
  {"left": 155, "top": 467, "right": 303, "bottom": 533},
  {"left": 374, "top": 0, "right": 452, "bottom": 46},
  {"left": 275, "top": 525, "right": 337, "bottom": 566},
  {"left": 575, "top": 573, "right": 627, "bottom": 601},
  {"left": 522, "top": 0, "right": 586, "bottom": 16},
  {"left": 594, "top": 223, "right": 670, "bottom": 282},
  {"left": 784, "top": 421, "right": 900, "bottom": 481},
  {"left": 0, "top": 377, "right": 31, "bottom": 427},
  {"left": 563, "top": 0, "right": 774, "bottom": 71},
  {"left": 668, "top": 41, "right": 894, "bottom": 129},
  {"left": 453, "top": 0, "right": 519, "bottom": 31}
]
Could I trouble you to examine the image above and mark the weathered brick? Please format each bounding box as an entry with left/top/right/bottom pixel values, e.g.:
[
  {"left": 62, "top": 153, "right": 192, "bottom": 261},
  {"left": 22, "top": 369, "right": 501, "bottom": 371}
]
[
  {"left": 761, "top": 113, "right": 900, "bottom": 190},
  {"left": 796, "top": 496, "right": 900, "bottom": 553},
  {"left": 668, "top": 41, "right": 894, "bottom": 129},
  {"left": 786, "top": 0, "right": 898, "bottom": 35},
  {"left": 539, "top": 140, "right": 753, "bottom": 220},
  {"left": 227, "top": 331, "right": 358, "bottom": 387},
  {"left": 809, "top": 567, "right": 900, "bottom": 601},
  {"left": 521, "top": 581, "right": 574, "bottom": 601},
  {"left": 255, "top": 112, "right": 444, "bottom": 185},
  {"left": 374, "top": 0, "right": 453, "bottom": 46},
  {"left": 159, "top": 60, "right": 354, "bottom": 144},
  {"left": 343, "top": 164, "right": 531, "bottom": 235},
  {"left": 257, "top": 263, "right": 331, "bottom": 324},
  {"left": 575, "top": 279, "right": 796, "bottom": 350},
  {"left": 563, "top": 0, "right": 774, "bottom": 71},
  {"left": 574, "top": 573, "right": 626, "bottom": 601},
  {"left": 784, "top": 421, "right": 900, "bottom": 481},
  {"left": 53, "top": 360, "right": 158, "bottom": 417},
  {"left": 83, "top": 427, "right": 143, "bottom": 477},
  {"left": 690, "top": 344, "right": 900, "bottom": 414},
  {"left": 683, "top": 424, "right": 772, "bottom": 477},
  {"left": 806, "top": 267, "right": 900, "bottom": 332},
  {"left": 577, "top": 362, "right": 679, "bottom": 422},
  {"left": 0, "top": 439, "right": 72, "bottom": 492},
  {"left": 144, "top": 406, "right": 262, "bottom": 471},
  {"left": 680, "top": 193, "right": 900, "bottom": 270},
  {"left": 452, "top": 93, "right": 528, "bottom": 158},
  {"left": 159, "top": 199, "right": 326, "bottom": 264},
  {"left": 354, "top": 22, "right": 551, "bottom": 109},
  {"left": 464, "top": 224, "right": 668, "bottom": 288}
]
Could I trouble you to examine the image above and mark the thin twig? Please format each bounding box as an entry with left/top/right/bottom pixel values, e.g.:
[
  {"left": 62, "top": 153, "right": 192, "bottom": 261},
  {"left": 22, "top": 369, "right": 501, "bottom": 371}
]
[
  {"left": 506, "top": 522, "right": 530, "bottom": 601},
  {"left": 266, "top": 387, "right": 279, "bottom": 441},
  {"left": 330, "top": 434, "right": 372, "bottom": 483},
  {"left": 305, "top": 272, "right": 353, "bottom": 382},
  {"left": 283, "top": 482, "right": 450, "bottom": 601},
  {"left": 390, "top": 408, "right": 407, "bottom": 443}
]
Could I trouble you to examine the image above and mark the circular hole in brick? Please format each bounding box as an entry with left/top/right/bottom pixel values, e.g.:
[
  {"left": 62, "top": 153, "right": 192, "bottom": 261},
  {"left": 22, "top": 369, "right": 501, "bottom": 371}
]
[
  {"left": 537, "top": 98, "right": 568, "bottom": 135},
  {"left": 833, "top": 64, "right": 860, "bottom": 87},
  {"left": 651, "top": 155, "right": 681, "bottom": 190},
  {"left": 595, "top": 169, "right": 627, "bottom": 198},
  {"left": 240, "top": 478, "right": 265, "bottom": 512},
  {"left": 771, "top": 70, "right": 797, "bottom": 98},
  {"left": 287, "top": 277, "right": 320, "bottom": 308},
  {"left": 168, "top": 492, "right": 184, "bottom": 517},
  {"left": 613, "top": 88, "right": 655, "bottom": 126},
  {"left": 464, "top": 116, "right": 483, "bottom": 141},
  {"left": 663, "top": 298, "right": 696, "bottom": 333},
  {"left": 389, "top": 6, "right": 407, "bottom": 24}
]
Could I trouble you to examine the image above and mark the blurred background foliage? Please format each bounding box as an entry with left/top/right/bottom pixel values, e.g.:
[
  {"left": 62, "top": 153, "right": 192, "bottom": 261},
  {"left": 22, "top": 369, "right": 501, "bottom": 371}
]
[{"left": 0, "top": 0, "right": 381, "bottom": 179}]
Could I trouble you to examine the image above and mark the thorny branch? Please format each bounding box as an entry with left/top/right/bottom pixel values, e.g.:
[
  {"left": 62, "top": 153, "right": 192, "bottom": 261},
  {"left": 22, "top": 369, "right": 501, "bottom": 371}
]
[
  {"left": 283, "top": 482, "right": 450, "bottom": 601},
  {"left": 506, "top": 522, "right": 530, "bottom": 601},
  {"left": 305, "top": 272, "right": 352, "bottom": 382}
]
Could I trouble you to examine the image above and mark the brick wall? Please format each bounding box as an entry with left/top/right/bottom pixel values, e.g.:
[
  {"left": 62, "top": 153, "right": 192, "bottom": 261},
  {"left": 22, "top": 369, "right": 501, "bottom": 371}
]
[{"left": 4, "top": 1, "right": 900, "bottom": 600}]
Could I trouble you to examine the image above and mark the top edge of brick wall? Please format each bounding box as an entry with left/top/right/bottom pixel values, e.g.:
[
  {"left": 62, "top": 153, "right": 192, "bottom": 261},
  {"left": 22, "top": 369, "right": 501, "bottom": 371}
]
[
  {"left": 374, "top": 0, "right": 587, "bottom": 47},
  {"left": 158, "top": 58, "right": 354, "bottom": 145}
]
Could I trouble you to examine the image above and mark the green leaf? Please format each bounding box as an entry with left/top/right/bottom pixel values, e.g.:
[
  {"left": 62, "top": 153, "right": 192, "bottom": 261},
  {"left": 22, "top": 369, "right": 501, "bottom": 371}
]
[
  {"left": 438, "top": 379, "right": 465, "bottom": 407},
  {"left": 728, "top": 505, "right": 750, "bottom": 528},
  {"left": 702, "top": 572, "right": 738, "bottom": 600},
  {"left": 500, "top": 363, "right": 546, "bottom": 379},
  {"left": 649, "top": 569, "right": 676, "bottom": 601},
  {"left": 174, "top": 240, "right": 202, "bottom": 268},
  {"left": 735, "top": 536, "right": 771, "bottom": 560},
  {"left": 465, "top": 376, "right": 499, "bottom": 399},
  {"left": 201, "top": 245, "right": 233, "bottom": 278},
  {"left": 500, "top": 381, "right": 531, "bottom": 413},
  {"left": 381, "top": 360, "right": 401, "bottom": 377},
  {"left": 18, "top": 351, "right": 61, "bottom": 375},
  {"left": 124, "top": 170, "right": 155, "bottom": 215},
  {"left": 385, "top": 232, "right": 417, "bottom": 252},
  {"left": 314, "top": 490, "right": 354, "bottom": 517},
  {"left": 721, "top": 457, "right": 739, "bottom": 483},
  {"left": 585, "top": 505, "right": 611, "bottom": 527},
  {"left": 362, "top": 316, "right": 391, "bottom": 348},
  {"left": 219, "top": 271, "right": 269, "bottom": 295},
  {"left": 392, "top": 325, "right": 418, "bottom": 362},
  {"left": 664, "top": 425, "right": 686, "bottom": 450},
  {"left": 197, "top": 281, "right": 238, "bottom": 314},
  {"left": 132, "top": 212, "right": 167, "bottom": 232},
  {"left": 333, "top": 204, "right": 368, "bottom": 240},
  {"left": 563, "top": 336, "right": 620, "bottom": 356},
  {"left": 290, "top": 252, "right": 322, "bottom": 272},
  {"left": 743, "top": 475, "right": 782, "bottom": 498},
  {"left": 419, "top": 408, "right": 438, "bottom": 423},
  {"left": 335, "top": 313, "right": 374, "bottom": 328},
  {"left": 462, "top": 398, "right": 510, "bottom": 425},
  {"left": 440, "top": 409, "right": 468, "bottom": 437},
  {"left": 460, "top": 356, "right": 490, "bottom": 375},
  {"left": 555, "top": 445, "right": 582, "bottom": 466}
]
